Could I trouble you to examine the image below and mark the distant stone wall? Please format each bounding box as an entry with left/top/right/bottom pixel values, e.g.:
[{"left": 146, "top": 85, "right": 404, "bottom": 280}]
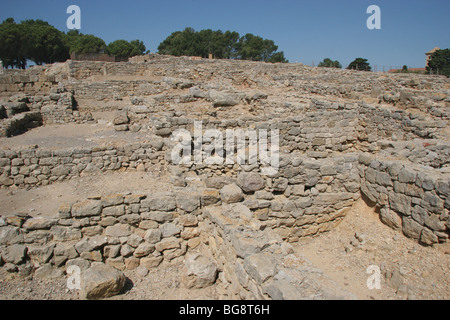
[{"left": 0, "top": 140, "right": 165, "bottom": 188}]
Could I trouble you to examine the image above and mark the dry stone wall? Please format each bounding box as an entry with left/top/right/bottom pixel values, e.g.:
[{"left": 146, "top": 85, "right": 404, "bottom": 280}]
[
  {"left": 359, "top": 153, "right": 449, "bottom": 245},
  {"left": 0, "top": 192, "right": 202, "bottom": 276}
]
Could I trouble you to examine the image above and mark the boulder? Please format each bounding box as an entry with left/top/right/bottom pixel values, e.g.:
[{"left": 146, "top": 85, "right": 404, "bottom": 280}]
[
  {"left": 80, "top": 264, "right": 126, "bottom": 300},
  {"left": 220, "top": 184, "right": 244, "bottom": 204},
  {"left": 183, "top": 254, "right": 218, "bottom": 289}
]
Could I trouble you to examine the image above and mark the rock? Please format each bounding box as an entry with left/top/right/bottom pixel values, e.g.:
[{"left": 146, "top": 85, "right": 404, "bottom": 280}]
[
  {"left": 5, "top": 215, "right": 26, "bottom": 227},
  {"left": 129, "top": 123, "right": 142, "bottom": 133},
  {"left": 379, "top": 207, "right": 402, "bottom": 230},
  {"left": 155, "top": 237, "right": 181, "bottom": 252},
  {"left": 80, "top": 264, "right": 126, "bottom": 300},
  {"left": 190, "top": 86, "right": 206, "bottom": 98},
  {"left": 208, "top": 90, "right": 239, "bottom": 107},
  {"left": 66, "top": 258, "right": 91, "bottom": 272},
  {"left": 201, "top": 189, "right": 221, "bottom": 206},
  {"left": 0, "top": 175, "right": 14, "bottom": 186},
  {"left": 160, "top": 223, "right": 181, "bottom": 238},
  {"left": 389, "top": 192, "right": 411, "bottom": 216},
  {"left": 51, "top": 226, "right": 82, "bottom": 242},
  {"left": 420, "top": 228, "right": 438, "bottom": 245},
  {"left": 105, "top": 224, "right": 132, "bottom": 237},
  {"left": 243, "top": 252, "right": 278, "bottom": 285},
  {"left": 102, "top": 205, "right": 125, "bottom": 217},
  {"left": 402, "top": 217, "right": 422, "bottom": 240},
  {"left": 136, "top": 265, "right": 149, "bottom": 277},
  {"left": 175, "top": 193, "right": 200, "bottom": 212},
  {"left": 205, "top": 176, "right": 234, "bottom": 189},
  {"left": 51, "top": 165, "right": 71, "bottom": 177},
  {"left": 133, "top": 243, "right": 155, "bottom": 258},
  {"left": 101, "top": 194, "right": 125, "bottom": 207},
  {"left": 89, "top": 235, "right": 109, "bottom": 250},
  {"left": 2, "top": 244, "right": 27, "bottom": 264},
  {"left": 183, "top": 254, "right": 218, "bottom": 289},
  {"left": 142, "top": 211, "right": 173, "bottom": 223},
  {"left": 103, "top": 245, "right": 121, "bottom": 258},
  {"left": 114, "top": 124, "right": 129, "bottom": 132},
  {"left": 141, "top": 194, "right": 176, "bottom": 211},
  {"left": 27, "top": 244, "right": 55, "bottom": 266},
  {"left": 398, "top": 168, "right": 416, "bottom": 183},
  {"left": 4, "top": 263, "right": 18, "bottom": 273},
  {"left": 54, "top": 243, "right": 79, "bottom": 263},
  {"left": 71, "top": 200, "right": 103, "bottom": 218},
  {"left": 130, "top": 103, "right": 148, "bottom": 113},
  {"left": 81, "top": 163, "right": 103, "bottom": 175},
  {"left": 231, "top": 232, "right": 269, "bottom": 258},
  {"left": 0, "top": 226, "right": 24, "bottom": 245},
  {"left": 255, "top": 190, "right": 274, "bottom": 200},
  {"left": 220, "top": 184, "right": 244, "bottom": 203},
  {"left": 127, "top": 234, "right": 143, "bottom": 248},
  {"left": 178, "top": 214, "right": 198, "bottom": 227},
  {"left": 424, "top": 214, "right": 446, "bottom": 232},
  {"left": 75, "top": 238, "right": 94, "bottom": 254},
  {"left": 120, "top": 244, "right": 134, "bottom": 257},
  {"left": 140, "top": 255, "right": 163, "bottom": 269},
  {"left": 144, "top": 229, "right": 162, "bottom": 244},
  {"left": 113, "top": 111, "right": 129, "bottom": 125},
  {"left": 237, "top": 172, "right": 265, "bottom": 193},
  {"left": 34, "top": 264, "right": 64, "bottom": 279},
  {"left": 22, "top": 217, "right": 57, "bottom": 230},
  {"left": 58, "top": 203, "right": 72, "bottom": 219},
  {"left": 180, "top": 227, "right": 200, "bottom": 240}
]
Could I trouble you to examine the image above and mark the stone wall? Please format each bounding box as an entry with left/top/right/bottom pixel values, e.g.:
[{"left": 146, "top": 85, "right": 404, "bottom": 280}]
[
  {"left": 0, "top": 191, "right": 202, "bottom": 276},
  {"left": 0, "top": 85, "right": 93, "bottom": 137},
  {"left": 0, "top": 180, "right": 358, "bottom": 299},
  {"left": 359, "top": 153, "right": 450, "bottom": 245},
  {"left": 0, "top": 140, "right": 164, "bottom": 188},
  {"left": 0, "top": 56, "right": 449, "bottom": 249}
]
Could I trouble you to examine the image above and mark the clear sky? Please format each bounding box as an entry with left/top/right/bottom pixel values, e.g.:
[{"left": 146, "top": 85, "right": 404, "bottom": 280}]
[{"left": 1, "top": 0, "right": 449, "bottom": 69}]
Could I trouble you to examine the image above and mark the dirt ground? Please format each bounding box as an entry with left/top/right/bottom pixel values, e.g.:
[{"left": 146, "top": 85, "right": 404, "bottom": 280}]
[
  {"left": 296, "top": 198, "right": 450, "bottom": 300},
  {"left": 0, "top": 121, "right": 153, "bottom": 150}
]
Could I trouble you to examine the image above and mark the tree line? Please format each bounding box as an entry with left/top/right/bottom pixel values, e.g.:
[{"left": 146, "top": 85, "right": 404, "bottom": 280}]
[
  {"left": 318, "top": 57, "right": 371, "bottom": 71},
  {"left": 0, "top": 18, "right": 147, "bottom": 69},
  {"left": 0, "top": 19, "right": 289, "bottom": 69},
  {"left": 319, "top": 51, "right": 449, "bottom": 77},
  {"left": 157, "top": 27, "right": 288, "bottom": 63}
]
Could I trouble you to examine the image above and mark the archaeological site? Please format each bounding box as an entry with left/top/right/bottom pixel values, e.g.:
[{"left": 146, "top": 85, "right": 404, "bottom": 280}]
[{"left": 0, "top": 54, "right": 448, "bottom": 300}]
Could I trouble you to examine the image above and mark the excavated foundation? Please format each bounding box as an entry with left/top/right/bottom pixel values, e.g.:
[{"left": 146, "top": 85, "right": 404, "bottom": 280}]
[{"left": 0, "top": 55, "right": 448, "bottom": 299}]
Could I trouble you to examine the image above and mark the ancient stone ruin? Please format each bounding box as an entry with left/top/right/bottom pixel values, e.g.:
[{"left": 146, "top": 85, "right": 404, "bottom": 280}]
[{"left": 0, "top": 54, "right": 448, "bottom": 299}]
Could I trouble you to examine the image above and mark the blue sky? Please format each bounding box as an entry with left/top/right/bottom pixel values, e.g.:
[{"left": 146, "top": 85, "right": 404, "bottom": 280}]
[{"left": 1, "top": 0, "right": 449, "bottom": 69}]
